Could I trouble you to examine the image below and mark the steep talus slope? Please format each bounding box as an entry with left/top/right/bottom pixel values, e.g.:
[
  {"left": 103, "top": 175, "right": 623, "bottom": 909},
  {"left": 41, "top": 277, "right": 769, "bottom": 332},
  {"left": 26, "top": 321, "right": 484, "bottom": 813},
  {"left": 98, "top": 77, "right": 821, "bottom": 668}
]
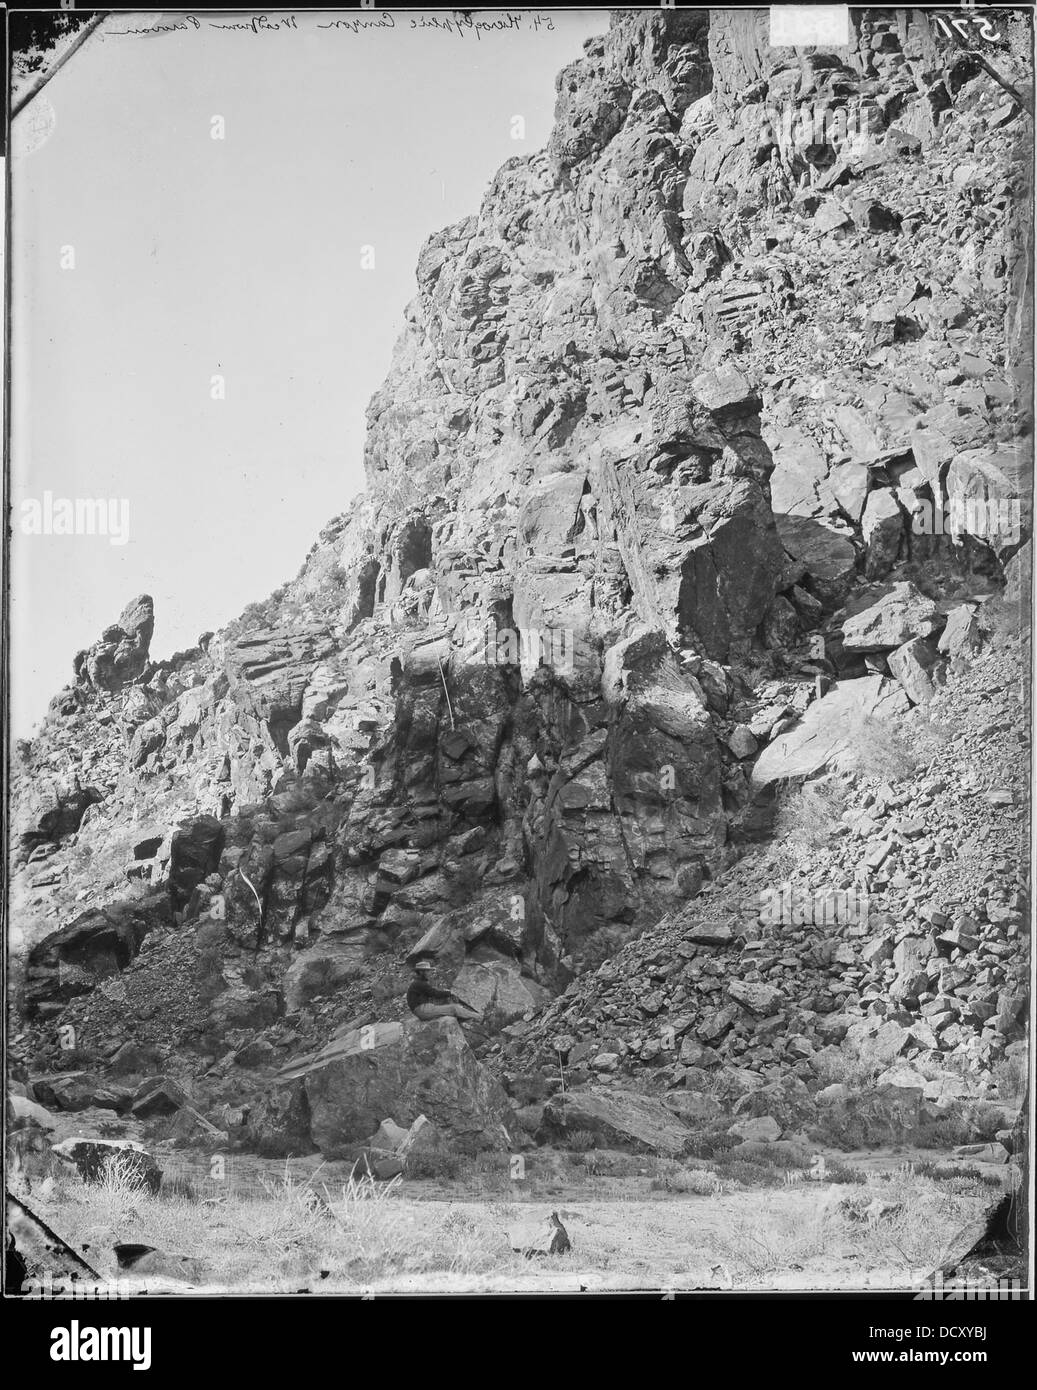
[
  {"left": 504, "top": 637, "right": 1029, "bottom": 1098},
  {"left": 8, "top": 9, "right": 1031, "bottom": 1163}
]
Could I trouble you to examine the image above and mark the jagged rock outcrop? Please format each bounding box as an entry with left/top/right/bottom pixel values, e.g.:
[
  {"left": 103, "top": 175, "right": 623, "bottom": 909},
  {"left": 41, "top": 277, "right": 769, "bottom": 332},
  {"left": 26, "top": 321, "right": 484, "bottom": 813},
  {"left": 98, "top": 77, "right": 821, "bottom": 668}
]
[
  {"left": 504, "top": 644, "right": 1029, "bottom": 1138},
  {"left": 7, "top": 9, "right": 1031, "bottom": 1160},
  {"left": 18, "top": 782, "right": 102, "bottom": 858},
  {"left": 72, "top": 594, "right": 155, "bottom": 698}
]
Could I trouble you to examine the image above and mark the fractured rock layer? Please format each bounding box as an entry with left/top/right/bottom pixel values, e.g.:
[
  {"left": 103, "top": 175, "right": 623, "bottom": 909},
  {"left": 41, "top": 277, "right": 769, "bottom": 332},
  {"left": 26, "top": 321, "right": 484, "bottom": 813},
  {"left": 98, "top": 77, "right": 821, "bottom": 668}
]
[{"left": 8, "top": 9, "right": 1032, "bottom": 1161}]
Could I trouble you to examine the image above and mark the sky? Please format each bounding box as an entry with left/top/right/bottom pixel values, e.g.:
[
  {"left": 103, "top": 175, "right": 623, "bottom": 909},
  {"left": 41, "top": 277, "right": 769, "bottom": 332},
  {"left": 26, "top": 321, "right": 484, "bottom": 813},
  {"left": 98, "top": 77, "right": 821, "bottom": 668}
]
[{"left": 8, "top": 8, "right": 607, "bottom": 738}]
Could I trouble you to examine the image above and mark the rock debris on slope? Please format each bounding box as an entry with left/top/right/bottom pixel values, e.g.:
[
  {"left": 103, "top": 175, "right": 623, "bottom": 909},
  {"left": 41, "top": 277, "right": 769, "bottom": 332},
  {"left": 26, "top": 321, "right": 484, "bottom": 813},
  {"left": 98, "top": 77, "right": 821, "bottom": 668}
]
[{"left": 7, "top": 9, "right": 1032, "bottom": 1164}]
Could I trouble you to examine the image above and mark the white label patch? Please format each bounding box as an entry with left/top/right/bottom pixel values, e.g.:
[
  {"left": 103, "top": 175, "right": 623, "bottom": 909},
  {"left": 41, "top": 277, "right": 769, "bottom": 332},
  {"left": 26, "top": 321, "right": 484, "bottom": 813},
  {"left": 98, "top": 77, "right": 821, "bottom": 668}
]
[{"left": 770, "top": 5, "right": 850, "bottom": 47}]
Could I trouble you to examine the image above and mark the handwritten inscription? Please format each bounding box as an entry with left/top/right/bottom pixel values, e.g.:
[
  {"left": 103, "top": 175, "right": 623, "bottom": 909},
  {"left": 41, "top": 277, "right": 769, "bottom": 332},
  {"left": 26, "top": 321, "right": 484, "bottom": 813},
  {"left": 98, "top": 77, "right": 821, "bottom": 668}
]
[
  {"left": 931, "top": 12, "right": 1003, "bottom": 43},
  {"left": 109, "top": 12, "right": 557, "bottom": 40}
]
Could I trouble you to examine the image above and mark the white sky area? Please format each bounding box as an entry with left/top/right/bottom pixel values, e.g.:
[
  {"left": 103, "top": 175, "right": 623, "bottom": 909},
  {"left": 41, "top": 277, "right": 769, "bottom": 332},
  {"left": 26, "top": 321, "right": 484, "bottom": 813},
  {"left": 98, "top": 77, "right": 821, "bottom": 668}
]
[{"left": 9, "top": 9, "right": 607, "bottom": 738}]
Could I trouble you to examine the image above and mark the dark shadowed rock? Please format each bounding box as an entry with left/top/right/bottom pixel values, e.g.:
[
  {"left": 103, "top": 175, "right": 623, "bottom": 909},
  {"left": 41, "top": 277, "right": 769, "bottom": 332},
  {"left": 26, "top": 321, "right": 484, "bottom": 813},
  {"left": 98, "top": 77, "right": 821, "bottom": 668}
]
[
  {"left": 24, "top": 892, "right": 171, "bottom": 1016},
  {"left": 130, "top": 1076, "right": 189, "bottom": 1119},
  {"left": 113, "top": 1243, "right": 205, "bottom": 1284},
  {"left": 30, "top": 1073, "right": 132, "bottom": 1113},
  {"left": 774, "top": 515, "right": 857, "bottom": 607},
  {"left": 169, "top": 816, "right": 225, "bottom": 911},
  {"left": 51, "top": 1138, "right": 162, "bottom": 1194}
]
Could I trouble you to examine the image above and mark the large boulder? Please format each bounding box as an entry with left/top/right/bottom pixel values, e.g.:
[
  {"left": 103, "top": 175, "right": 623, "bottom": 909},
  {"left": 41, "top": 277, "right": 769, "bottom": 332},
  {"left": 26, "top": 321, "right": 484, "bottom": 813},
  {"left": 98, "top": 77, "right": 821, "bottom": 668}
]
[
  {"left": 728, "top": 1115, "right": 781, "bottom": 1143},
  {"left": 278, "top": 1018, "right": 511, "bottom": 1155},
  {"left": 888, "top": 636, "right": 944, "bottom": 705},
  {"left": 938, "top": 605, "right": 981, "bottom": 661},
  {"left": 30, "top": 1073, "right": 132, "bottom": 1113},
  {"left": 450, "top": 958, "right": 549, "bottom": 1027},
  {"left": 841, "top": 582, "right": 942, "bottom": 652},
  {"left": 244, "top": 1080, "right": 317, "bottom": 1157},
  {"left": 751, "top": 676, "right": 909, "bottom": 786},
  {"left": 51, "top": 1138, "right": 162, "bottom": 1194},
  {"left": 537, "top": 1087, "right": 692, "bottom": 1156}
]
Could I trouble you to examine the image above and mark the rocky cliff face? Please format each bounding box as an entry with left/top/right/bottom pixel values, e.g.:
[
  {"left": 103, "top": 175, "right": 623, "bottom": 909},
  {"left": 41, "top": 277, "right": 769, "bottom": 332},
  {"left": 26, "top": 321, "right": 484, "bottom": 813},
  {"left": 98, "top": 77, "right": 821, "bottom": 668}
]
[{"left": 9, "top": 9, "right": 1031, "bottom": 1160}]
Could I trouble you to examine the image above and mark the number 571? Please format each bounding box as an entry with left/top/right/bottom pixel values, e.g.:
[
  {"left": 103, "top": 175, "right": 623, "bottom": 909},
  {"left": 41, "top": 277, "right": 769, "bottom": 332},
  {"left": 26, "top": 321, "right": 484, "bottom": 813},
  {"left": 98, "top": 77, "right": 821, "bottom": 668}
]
[{"left": 932, "top": 14, "right": 1002, "bottom": 42}]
